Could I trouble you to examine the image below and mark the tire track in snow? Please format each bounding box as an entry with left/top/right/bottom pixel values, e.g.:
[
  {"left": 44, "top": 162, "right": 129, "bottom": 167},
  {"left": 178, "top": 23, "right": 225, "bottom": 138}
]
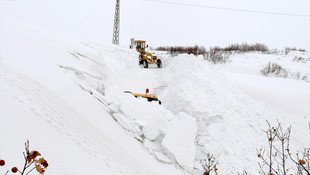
[
  {"left": 0, "top": 67, "right": 160, "bottom": 175},
  {"left": 152, "top": 65, "right": 169, "bottom": 96}
]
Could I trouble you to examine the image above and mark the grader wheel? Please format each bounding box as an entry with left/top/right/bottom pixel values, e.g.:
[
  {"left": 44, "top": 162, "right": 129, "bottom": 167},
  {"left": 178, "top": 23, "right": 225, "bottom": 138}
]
[
  {"left": 143, "top": 60, "right": 148, "bottom": 68},
  {"left": 157, "top": 59, "right": 162, "bottom": 68}
]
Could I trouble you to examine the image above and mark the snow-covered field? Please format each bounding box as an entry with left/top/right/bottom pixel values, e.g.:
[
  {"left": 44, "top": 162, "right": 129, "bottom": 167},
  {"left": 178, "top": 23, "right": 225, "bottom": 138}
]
[{"left": 0, "top": 18, "right": 309, "bottom": 175}]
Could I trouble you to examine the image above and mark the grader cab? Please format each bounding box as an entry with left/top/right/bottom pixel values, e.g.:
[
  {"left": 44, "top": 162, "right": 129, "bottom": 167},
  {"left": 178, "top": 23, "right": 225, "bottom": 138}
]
[{"left": 133, "top": 40, "right": 162, "bottom": 69}]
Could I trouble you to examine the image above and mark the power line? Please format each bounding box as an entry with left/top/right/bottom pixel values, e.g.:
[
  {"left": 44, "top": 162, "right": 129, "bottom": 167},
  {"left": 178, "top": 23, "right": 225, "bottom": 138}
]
[{"left": 144, "top": 0, "right": 310, "bottom": 18}]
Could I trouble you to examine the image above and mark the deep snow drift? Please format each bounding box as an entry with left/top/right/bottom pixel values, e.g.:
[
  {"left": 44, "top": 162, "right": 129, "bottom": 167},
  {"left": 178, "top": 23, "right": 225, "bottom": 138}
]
[{"left": 1, "top": 18, "right": 309, "bottom": 175}]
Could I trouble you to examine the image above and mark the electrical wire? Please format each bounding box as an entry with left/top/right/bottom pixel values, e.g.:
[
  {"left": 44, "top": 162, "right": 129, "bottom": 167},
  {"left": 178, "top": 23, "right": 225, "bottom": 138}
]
[{"left": 144, "top": 0, "right": 310, "bottom": 18}]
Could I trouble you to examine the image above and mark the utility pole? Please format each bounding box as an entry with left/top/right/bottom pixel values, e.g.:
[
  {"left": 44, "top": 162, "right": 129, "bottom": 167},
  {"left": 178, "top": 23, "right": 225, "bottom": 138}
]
[{"left": 112, "top": 0, "right": 120, "bottom": 45}]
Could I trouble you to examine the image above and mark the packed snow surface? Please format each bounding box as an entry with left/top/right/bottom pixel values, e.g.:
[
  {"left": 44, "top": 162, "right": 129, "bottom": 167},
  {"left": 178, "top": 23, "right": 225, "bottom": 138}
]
[{"left": 1, "top": 18, "right": 309, "bottom": 175}]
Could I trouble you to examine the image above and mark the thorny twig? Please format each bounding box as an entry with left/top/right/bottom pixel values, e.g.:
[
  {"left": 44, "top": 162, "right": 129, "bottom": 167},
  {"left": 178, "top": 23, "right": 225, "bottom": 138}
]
[
  {"left": 258, "top": 121, "right": 291, "bottom": 175},
  {"left": 200, "top": 153, "right": 219, "bottom": 175},
  {"left": 287, "top": 148, "right": 310, "bottom": 175}
]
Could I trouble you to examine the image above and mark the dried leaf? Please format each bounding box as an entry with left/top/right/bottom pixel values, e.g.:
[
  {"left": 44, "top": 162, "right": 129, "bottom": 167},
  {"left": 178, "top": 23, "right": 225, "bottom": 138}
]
[
  {"left": 27, "top": 157, "right": 32, "bottom": 163},
  {"left": 28, "top": 151, "right": 41, "bottom": 163},
  {"left": 299, "top": 159, "right": 306, "bottom": 165},
  {"left": 35, "top": 158, "right": 48, "bottom": 168},
  {"left": 35, "top": 164, "right": 45, "bottom": 174}
]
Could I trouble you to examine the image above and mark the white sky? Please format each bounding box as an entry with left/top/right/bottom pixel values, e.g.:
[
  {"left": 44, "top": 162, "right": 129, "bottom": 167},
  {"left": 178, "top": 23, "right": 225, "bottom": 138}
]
[{"left": 1, "top": 0, "right": 309, "bottom": 49}]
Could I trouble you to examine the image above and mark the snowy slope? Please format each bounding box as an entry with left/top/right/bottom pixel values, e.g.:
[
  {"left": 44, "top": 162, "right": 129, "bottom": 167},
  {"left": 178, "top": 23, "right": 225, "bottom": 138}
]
[
  {"left": 1, "top": 17, "right": 309, "bottom": 175},
  {"left": 0, "top": 18, "right": 186, "bottom": 175}
]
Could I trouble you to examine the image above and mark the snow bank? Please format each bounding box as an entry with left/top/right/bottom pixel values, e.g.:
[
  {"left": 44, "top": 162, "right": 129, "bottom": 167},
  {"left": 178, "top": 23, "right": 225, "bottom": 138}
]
[
  {"left": 116, "top": 89, "right": 198, "bottom": 170},
  {"left": 158, "top": 53, "right": 310, "bottom": 174},
  {"left": 161, "top": 112, "right": 197, "bottom": 171},
  {"left": 143, "top": 119, "right": 170, "bottom": 141}
]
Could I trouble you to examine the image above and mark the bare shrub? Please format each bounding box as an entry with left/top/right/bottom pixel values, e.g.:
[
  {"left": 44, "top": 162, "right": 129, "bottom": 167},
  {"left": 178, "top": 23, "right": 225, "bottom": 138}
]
[
  {"left": 257, "top": 121, "right": 310, "bottom": 175},
  {"left": 288, "top": 148, "right": 310, "bottom": 175},
  {"left": 261, "top": 62, "right": 288, "bottom": 78},
  {"left": 293, "top": 56, "right": 310, "bottom": 63},
  {"left": 200, "top": 153, "right": 219, "bottom": 175},
  {"left": 238, "top": 170, "right": 250, "bottom": 175},
  {"left": 257, "top": 121, "right": 291, "bottom": 175},
  {"left": 206, "top": 47, "right": 229, "bottom": 64},
  {"left": 302, "top": 75, "right": 309, "bottom": 82},
  {"left": 291, "top": 72, "right": 310, "bottom": 83},
  {"left": 285, "top": 47, "right": 297, "bottom": 55},
  {"left": 268, "top": 49, "right": 282, "bottom": 55}
]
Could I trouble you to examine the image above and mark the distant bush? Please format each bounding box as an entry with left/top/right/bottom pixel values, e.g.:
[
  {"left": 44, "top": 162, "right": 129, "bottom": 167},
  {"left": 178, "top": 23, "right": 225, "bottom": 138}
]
[
  {"left": 213, "top": 43, "right": 269, "bottom": 53},
  {"left": 156, "top": 43, "right": 269, "bottom": 57},
  {"left": 293, "top": 56, "right": 310, "bottom": 63},
  {"left": 267, "top": 49, "right": 282, "bottom": 55},
  {"left": 270, "top": 47, "right": 307, "bottom": 55},
  {"left": 284, "top": 47, "right": 306, "bottom": 55},
  {"left": 157, "top": 43, "right": 272, "bottom": 65},
  {"left": 261, "top": 62, "right": 288, "bottom": 78},
  {"left": 261, "top": 62, "right": 309, "bottom": 83},
  {"left": 156, "top": 45, "right": 207, "bottom": 56},
  {"left": 302, "top": 75, "right": 309, "bottom": 82},
  {"left": 205, "top": 47, "right": 229, "bottom": 64}
]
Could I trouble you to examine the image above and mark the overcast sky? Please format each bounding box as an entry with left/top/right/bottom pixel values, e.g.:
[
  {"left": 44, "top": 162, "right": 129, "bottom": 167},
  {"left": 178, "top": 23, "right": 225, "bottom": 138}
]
[{"left": 1, "top": 0, "right": 309, "bottom": 49}]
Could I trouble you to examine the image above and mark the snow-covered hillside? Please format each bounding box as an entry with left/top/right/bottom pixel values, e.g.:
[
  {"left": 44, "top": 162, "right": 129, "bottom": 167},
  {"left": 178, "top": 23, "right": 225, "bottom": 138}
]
[{"left": 1, "top": 18, "right": 309, "bottom": 175}]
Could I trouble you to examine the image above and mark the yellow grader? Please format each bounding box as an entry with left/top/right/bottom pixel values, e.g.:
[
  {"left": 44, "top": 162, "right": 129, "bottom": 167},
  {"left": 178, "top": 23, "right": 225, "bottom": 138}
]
[
  {"left": 133, "top": 40, "right": 162, "bottom": 68},
  {"left": 124, "top": 89, "right": 161, "bottom": 105}
]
